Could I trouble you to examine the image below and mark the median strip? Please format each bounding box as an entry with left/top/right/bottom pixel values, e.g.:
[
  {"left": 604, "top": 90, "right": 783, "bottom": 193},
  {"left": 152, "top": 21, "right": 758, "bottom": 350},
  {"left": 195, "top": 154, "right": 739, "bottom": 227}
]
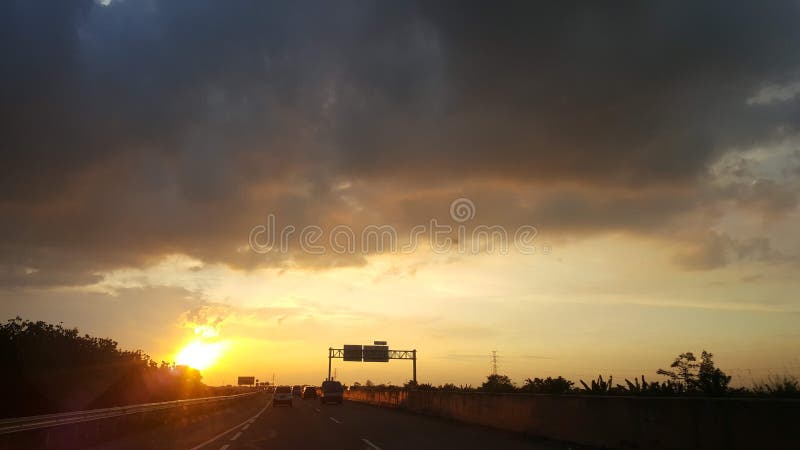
[
  {"left": 188, "top": 399, "right": 272, "bottom": 450},
  {"left": 361, "top": 438, "right": 381, "bottom": 449},
  {"left": 0, "top": 392, "right": 262, "bottom": 436}
]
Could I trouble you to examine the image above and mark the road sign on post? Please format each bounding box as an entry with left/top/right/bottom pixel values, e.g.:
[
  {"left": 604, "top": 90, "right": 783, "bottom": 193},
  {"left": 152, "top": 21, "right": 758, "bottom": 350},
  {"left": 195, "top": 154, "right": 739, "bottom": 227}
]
[
  {"left": 363, "top": 345, "right": 389, "bottom": 362},
  {"left": 343, "top": 344, "right": 363, "bottom": 361},
  {"left": 237, "top": 376, "right": 255, "bottom": 386}
]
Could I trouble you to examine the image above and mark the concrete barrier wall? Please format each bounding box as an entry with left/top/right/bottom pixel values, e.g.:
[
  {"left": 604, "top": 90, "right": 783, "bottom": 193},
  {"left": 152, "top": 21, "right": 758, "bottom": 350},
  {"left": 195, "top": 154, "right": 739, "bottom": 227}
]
[
  {"left": 345, "top": 389, "right": 407, "bottom": 408},
  {"left": 345, "top": 390, "right": 800, "bottom": 450}
]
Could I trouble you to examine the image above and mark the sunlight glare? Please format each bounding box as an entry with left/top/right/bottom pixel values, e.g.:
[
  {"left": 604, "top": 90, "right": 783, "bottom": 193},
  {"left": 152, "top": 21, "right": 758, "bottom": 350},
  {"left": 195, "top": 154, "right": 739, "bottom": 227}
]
[{"left": 175, "top": 340, "right": 228, "bottom": 371}]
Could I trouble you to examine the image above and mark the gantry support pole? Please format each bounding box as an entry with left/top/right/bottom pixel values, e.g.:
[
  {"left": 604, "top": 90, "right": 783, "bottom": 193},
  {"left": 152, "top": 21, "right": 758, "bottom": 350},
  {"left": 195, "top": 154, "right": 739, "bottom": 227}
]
[{"left": 412, "top": 349, "right": 417, "bottom": 384}]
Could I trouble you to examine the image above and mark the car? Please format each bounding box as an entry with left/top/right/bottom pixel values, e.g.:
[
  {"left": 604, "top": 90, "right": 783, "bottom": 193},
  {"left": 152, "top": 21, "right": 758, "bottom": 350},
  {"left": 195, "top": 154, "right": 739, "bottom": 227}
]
[
  {"left": 320, "top": 380, "right": 343, "bottom": 404},
  {"left": 302, "top": 386, "right": 317, "bottom": 399},
  {"left": 273, "top": 385, "right": 293, "bottom": 407},
  {"left": 292, "top": 385, "right": 303, "bottom": 397}
]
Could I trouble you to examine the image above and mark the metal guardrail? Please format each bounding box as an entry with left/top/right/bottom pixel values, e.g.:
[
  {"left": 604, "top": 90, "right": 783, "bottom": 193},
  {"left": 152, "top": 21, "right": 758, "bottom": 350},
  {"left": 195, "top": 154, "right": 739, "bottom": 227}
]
[{"left": 0, "top": 392, "right": 259, "bottom": 435}]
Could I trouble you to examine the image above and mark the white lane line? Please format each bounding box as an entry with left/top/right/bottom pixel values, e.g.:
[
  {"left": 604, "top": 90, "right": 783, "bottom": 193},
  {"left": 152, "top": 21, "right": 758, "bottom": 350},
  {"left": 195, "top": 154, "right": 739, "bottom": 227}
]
[
  {"left": 230, "top": 432, "right": 242, "bottom": 441},
  {"left": 314, "top": 408, "right": 320, "bottom": 413},
  {"left": 329, "top": 416, "right": 342, "bottom": 424},
  {"left": 361, "top": 438, "right": 381, "bottom": 450},
  {"left": 219, "top": 446, "right": 229, "bottom": 450},
  {"left": 242, "top": 423, "right": 250, "bottom": 430},
  {"left": 188, "top": 398, "right": 272, "bottom": 450}
]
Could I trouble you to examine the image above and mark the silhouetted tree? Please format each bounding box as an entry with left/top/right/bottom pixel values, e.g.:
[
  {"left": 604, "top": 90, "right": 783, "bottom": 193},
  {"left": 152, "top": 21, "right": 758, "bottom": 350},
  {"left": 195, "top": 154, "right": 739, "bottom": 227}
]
[
  {"left": 480, "top": 374, "right": 516, "bottom": 393},
  {"left": 0, "top": 318, "right": 208, "bottom": 417},
  {"left": 696, "top": 351, "right": 731, "bottom": 396},
  {"left": 657, "top": 350, "right": 731, "bottom": 395},
  {"left": 657, "top": 352, "right": 699, "bottom": 390}
]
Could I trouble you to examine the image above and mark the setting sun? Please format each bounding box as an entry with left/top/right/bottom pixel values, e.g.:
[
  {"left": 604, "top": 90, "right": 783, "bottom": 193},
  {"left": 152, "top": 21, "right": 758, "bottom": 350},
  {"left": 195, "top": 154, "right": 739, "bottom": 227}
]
[
  {"left": 175, "top": 340, "right": 228, "bottom": 371},
  {"left": 3, "top": 2, "right": 800, "bottom": 448}
]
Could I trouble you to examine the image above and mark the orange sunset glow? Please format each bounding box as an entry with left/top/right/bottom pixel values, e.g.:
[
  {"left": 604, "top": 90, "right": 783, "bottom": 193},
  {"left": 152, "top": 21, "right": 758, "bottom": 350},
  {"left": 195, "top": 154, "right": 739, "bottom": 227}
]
[
  {"left": 3, "top": 3, "right": 800, "bottom": 449},
  {"left": 2, "top": 0, "right": 799, "bottom": 397}
]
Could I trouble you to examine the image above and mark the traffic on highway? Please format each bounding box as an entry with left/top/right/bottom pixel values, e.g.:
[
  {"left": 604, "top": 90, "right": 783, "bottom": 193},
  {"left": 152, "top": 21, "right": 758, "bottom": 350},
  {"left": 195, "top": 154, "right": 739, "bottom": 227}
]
[
  {"left": 0, "top": 385, "right": 588, "bottom": 450},
  {"left": 99, "top": 388, "right": 585, "bottom": 450}
]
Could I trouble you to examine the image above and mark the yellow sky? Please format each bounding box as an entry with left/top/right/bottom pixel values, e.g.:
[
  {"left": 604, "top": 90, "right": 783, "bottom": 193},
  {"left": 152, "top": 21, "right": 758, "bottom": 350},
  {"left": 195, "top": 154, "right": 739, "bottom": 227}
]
[
  {"left": 4, "top": 0, "right": 800, "bottom": 396},
  {"left": 67, "top": 234, "right": 799, "bottom": 388}
]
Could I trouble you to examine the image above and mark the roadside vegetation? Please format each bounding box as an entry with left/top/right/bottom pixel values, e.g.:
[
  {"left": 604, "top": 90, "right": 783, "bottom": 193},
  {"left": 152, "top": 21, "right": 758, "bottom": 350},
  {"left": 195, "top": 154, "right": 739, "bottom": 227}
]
[
  {"left": 358, "top": 351, "right": 799, "bottom": 398},
  {"left": 0, "top": 318, "right": 244, "bottom": 418},
  {"left": 4, "top": 317, "right": 797, "bottom": 420}
]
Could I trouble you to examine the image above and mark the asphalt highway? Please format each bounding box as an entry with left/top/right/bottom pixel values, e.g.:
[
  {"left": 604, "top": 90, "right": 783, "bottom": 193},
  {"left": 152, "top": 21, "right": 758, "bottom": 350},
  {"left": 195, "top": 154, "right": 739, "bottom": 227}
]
[
  {"left": 194, "top": 399, "right": 588, "bottom": 450},
  {"left": 91, "top": 394, "right": 594, "bottom": 450}
]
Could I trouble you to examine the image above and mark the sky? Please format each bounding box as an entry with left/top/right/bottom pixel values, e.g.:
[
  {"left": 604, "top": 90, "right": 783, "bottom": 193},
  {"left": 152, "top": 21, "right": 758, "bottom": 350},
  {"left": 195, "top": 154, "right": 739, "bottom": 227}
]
[{"left": 1, "top": 0, "right": 800, "bottom": 388}]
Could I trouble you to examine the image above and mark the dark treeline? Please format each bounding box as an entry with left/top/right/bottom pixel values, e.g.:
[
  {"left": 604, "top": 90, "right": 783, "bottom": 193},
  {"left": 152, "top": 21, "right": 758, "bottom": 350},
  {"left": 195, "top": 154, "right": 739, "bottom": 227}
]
[
  {"left": 357, "top": 351, "right": 799, "bottom": 398},
  {"left": 0, "top": 318, "right": 236, "bottom": 418}
]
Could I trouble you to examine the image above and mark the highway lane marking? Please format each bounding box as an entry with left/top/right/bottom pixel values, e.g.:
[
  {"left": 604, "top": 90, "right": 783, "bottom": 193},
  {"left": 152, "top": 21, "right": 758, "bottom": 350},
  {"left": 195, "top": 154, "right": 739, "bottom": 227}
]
[
  {"left": 361, "top": 438, "right": 381, "bottom": 450},
  {"left": 314, "top": 408, "right": 321, "bottom": 413},
  {"left": 188, "top": 398, "right": 272, "bottom": 450},
  {"left": 242, "top": 423, "right": 250, "bottom": 430},
  {"left": 231, "top": 432, "right": 242, "bottom": 441},
  {"left": 329, "top": 416, "right": 342, "bottom": 424},
  {"left": 219, "top": 446, "right": 229, "bottom": 450}
]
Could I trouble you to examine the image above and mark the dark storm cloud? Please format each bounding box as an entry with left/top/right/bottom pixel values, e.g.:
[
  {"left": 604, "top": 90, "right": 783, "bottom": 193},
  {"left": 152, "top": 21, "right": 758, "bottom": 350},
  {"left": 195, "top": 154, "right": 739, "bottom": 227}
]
[
  {"left": 1, "top": 0, "right": 799, "bottom": 286},
  {"left": 336, "top": 1, "right": 800, "bottom": 183}
]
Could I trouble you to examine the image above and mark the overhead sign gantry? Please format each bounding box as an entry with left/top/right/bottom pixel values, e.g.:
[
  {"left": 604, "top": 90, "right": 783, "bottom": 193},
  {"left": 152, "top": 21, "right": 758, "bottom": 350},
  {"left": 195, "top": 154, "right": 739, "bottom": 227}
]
[{"left": 328, "top": 341, "right": 417, "bottom": 384}]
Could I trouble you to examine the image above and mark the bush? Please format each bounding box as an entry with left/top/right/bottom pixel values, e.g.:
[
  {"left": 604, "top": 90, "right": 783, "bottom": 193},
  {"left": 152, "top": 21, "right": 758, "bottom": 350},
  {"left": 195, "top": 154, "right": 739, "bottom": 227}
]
[
  {"left": 479, "top": 374, "right": 516, "bottom": 393},
  {"left": 522, "top": 376, "right": 574, "bottom": 394},
  {"left": 579, "top": 375, "right": 614, "bottom": 394},
  {"left": 617, "top": 375, "right": 683, "bottom": 395},
  {"left": 753, "top": 375, "right": 800, "bottom": 398}
]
